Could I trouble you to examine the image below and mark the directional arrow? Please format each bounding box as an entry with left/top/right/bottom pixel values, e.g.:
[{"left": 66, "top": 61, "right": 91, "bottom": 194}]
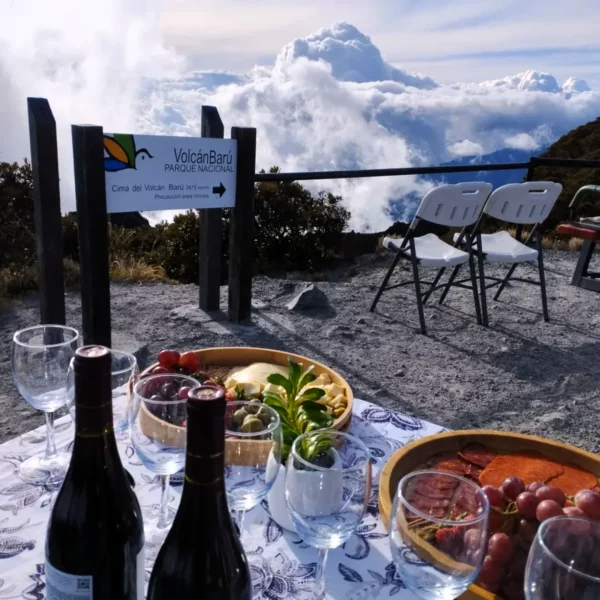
[{"left": 212, "top": 182, "right": 226, "bottom": 197}]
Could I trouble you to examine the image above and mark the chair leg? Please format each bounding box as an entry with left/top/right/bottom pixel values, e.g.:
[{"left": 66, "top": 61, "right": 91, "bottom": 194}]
[
  {"left": 476, "top": 243, "right": 489, "bottom": 327},
  {"left": 370, "top": 251, "right": 402, "bottom": 312},
  {"left": 493, "top": 263, "right": 518, "bottom": 301},
  {"left": 468, "top": 254, "right": 482, "bottom": 326},
  {"left": 424, "top": 266, "right": 447, "bottom": 304},
  {"left": 410, "top": 255, "right": 427, "bottom": 335},
  {"left": 438, "top": 264, "right": 462, "bottom": 305},
  {"left": 537, "top": 234, "right": 550, "bottom": 322}
]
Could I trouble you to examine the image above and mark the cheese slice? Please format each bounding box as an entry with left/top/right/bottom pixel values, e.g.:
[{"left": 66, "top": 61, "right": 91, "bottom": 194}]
[{"left": 225, "top": 362, "right": 289, "bottom": 387}]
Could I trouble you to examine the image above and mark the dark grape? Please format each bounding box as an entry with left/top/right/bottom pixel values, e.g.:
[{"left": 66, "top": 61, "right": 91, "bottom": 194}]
[
  {"left": 483, "top": 485, "right": 506, "bottom": 508},
  {"left": 141, "top": 379, "right": 158, "bottom": 396},
  {"left": 536, "top": 499, "right": 564, "bottom": 522},
  {"left": 478, "top": 555, "right": 505, "bottom": 586},
  {"left": 149, "top": 394, "right": 163, "bottom": 402},
  {"left": 517, "top": 518, "right": 538, "bottom": 544},
  {"left": 575, "top": 490, "right": 600, "bottom": 519},
  {"left": 160, "top": 382, "right": 177, "bottom": 399},
  {"left": 527, "top": 481, "right": 544, "bottom": 493},
  {"left": 488, "top": 533, "right": 514, "bottom": 565},
  {"left": 535, "top": 485, "right": 566, "bottom": 507},
  {"left": 501, "top": 477, "right": 525, "bottom": 501},
  {"left": 508, "top": 548, "right": 528, "bottom": 580},
  {"left": 501, "top": 578, "right": 526, "bottom": 600},
  {"left": 488, "top": 510, "right": 504, "bottom": 534},
  {"left": 516, "top": 492, "right": 540, "bottom": 519},
  {"left": 177, "top": 386, "right": 192, "bottom": 400}
]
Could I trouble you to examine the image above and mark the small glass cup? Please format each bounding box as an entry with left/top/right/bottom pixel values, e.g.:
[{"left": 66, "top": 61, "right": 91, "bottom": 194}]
[
  {"left": 129, "top": 373, "right": 200, "bottom": 541},
  {"left": 525, "top": 515, "right": 600, "bottom": 599},
  {"left": 11, "top": 325, "right": 80, "bottom": 484},
  {"left": 67, "top": 349, "right": 139, "bottom": 439},
  {"left": 224, "top": 400, "right": 282, "bottom": 533},
  {"left": 390, "top": 470, "right": 489, "bottom": 600},
  {"left": 285, "top": 430, "right": 371, "bottom": 600}
]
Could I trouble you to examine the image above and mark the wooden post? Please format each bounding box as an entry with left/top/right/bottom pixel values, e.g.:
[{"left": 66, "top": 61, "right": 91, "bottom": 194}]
[
  {"left": 27, "top": 98, "right": 66, "bottom": 325},
  {"left": 199, "top": 106, "right": 224, "bottom": 311},
  {"left": 228, "top": 127, "right": 256, "bottom": 322},
  {"left": 72, "top": 125, "right": 112, "bottom": 347},
  {"left": 526, "top": 158, "right": 537, "bottom": 181}
]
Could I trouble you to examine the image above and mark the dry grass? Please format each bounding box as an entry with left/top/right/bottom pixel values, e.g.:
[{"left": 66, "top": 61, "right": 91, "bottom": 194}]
[{"left": 110, "top": 258, "right": 169, "bottom": 282}]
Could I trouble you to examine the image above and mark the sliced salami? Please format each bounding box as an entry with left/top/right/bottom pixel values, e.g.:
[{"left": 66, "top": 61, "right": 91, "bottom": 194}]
[{"left": 459, "top": 444, "right": 497, "bottom": 468}]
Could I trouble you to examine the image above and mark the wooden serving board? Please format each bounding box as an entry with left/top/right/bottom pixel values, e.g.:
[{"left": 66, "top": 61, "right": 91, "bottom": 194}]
[
  {"left": 140, "top": 347, "right": 354, "bottom": 461},
  {"left": 378, "top": 429, "right": 600, "bottom": 600}
]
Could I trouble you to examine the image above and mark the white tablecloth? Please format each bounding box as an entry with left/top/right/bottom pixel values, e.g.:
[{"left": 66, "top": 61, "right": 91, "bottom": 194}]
[{"left": 0, "top": 399, "right": 446, "bottom": 599}]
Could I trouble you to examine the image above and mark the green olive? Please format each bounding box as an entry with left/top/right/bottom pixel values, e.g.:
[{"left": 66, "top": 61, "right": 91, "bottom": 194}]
[
  {"left": 232, "top": 408, "right": 249, "bottom": 427},
  {"left": 245, "top": 402, "right": 260, "bottom": 415},
  {"left": 241, "top": 416, "right": 264, "bottom": 433},
  {"left": 256, "top": 406, "right": 272, "bottom": 426}
]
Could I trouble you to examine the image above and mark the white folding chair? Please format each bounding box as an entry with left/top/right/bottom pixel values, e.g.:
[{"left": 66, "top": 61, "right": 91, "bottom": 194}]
[
  {"left": 370, "top": 182, "right": 493, "bottom": 334},
  {"left": 439, "top": 181, "right": 563, "bottom": 325}
]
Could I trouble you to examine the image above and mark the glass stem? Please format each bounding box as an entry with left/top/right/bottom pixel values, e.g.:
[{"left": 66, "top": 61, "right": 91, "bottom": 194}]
[
  {"left": 235, "top": 509, "right": 246, "bottom": 537},
  {"left": 157, "top": 474, "right": 170, "bottom": 529},
  {"left": 313, "top": 548, "right": 329, "bottom": 600},
  {"left": 44, "top": 411, "right": 58, "bottom": 460}
]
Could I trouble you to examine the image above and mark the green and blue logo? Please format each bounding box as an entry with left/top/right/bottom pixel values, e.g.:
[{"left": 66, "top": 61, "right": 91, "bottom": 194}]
[{"left": 103, "top": 134, "right": 153, "bottom": 172}]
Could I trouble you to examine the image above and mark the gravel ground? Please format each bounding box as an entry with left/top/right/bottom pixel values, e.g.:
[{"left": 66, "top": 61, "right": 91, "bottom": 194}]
[{"left": 1, "top": 249, "right": 600, "bottom": 453}]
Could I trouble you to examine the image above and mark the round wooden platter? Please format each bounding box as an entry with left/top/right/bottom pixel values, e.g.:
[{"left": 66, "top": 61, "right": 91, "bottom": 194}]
[
  {"left": 378, "top": 429, "right": 600, "bottom": 600},
  {"left": 139, "top": 347, "right": 354, "bottom": 464}
]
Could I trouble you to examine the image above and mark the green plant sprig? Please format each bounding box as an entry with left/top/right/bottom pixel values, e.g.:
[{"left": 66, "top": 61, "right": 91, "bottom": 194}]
[{"left": 263, "top": 358, "right": 334, "bottom": 463}]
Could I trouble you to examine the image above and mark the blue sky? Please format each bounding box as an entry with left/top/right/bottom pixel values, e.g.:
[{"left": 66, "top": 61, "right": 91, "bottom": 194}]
[{"left": 161, "top": 0, "right": 600, "bottom": 87}]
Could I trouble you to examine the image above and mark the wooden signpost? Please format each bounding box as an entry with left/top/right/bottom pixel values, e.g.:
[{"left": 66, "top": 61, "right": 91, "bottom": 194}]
[
  {"left": 70, "top": 108, "right": 256, "bottom": 345},
  {"left": 27, "top": 98, "right": 66, "bottom": 326}
]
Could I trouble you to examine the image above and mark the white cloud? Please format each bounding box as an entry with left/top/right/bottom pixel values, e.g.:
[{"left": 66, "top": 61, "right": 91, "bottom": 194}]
[
  {"left": 2, "top": 9, "right": 600, "bottom": 231},
  {"left": 448, "top": 140, "right": 484, "bottom": 156}
]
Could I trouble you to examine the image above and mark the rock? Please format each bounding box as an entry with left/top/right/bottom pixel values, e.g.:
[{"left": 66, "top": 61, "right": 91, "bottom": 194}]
[
  {"left": 538, "top": 411, "right": 568, "bottom": 428},
  {"left": 286, "top": 284, "right": 329, "bottom": 311},
  {"left": 356, "top": 317, "right": 367, "bottom": 325},
  {"left": 112, "top": 331, "right": 148, "bottom": 364},
  {"left": 394, "top": 370, "right": 405, "bottom": 377}
]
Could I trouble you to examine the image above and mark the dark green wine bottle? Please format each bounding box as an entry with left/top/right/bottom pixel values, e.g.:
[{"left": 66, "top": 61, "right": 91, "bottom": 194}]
[
  {"left": 45, "top": 345, "right": 145, "bottom": 599},
  {"left": 147, "top": 385, "right": 252, "bottom": 599}
]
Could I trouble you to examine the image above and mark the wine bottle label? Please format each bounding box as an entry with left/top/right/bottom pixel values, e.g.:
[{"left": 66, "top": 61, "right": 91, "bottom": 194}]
[
  {"left": 45, "top": 561, "right": 93, "bottom": 599},
  {"left": 137, "top": 547, "right": 145, "bottom": 600}
]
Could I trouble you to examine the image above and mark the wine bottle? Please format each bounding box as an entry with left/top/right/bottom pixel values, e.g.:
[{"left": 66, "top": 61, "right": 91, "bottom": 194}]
[
  {"left": 147, "top": 385, "right": 252, "bottom": 599},
  {"left": 45, "top": 345, "right": 145, "bottom": 600}
]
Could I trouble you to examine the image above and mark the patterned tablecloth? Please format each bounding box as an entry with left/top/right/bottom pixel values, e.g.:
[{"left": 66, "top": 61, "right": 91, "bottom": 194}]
[{"left": 0, "top": 399, "right": 446, "bottom": 599}]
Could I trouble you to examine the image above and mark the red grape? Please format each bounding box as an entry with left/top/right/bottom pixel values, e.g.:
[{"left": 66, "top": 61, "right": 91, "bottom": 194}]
[
  {"left": 563, "top": 506, "right": 585, "bottom": 517},
  {"left": 483, "top": 485, "right": 506, "bottom": 508},
  {"left": 575, "top": 490, "right": 600, "bottom": 519},
  {"left": 152, "top": 365, "right": 170, "bottom": 375},
  {"left": 502, "top": 477, "right": 525, "bottom": 501},
  {"left": 561, "top": 507, "right": 591, "bottom": 535},
  {"left": 535, "top": 485, "right": 566, "bottom": 507},
  {"left": 488, "top": 533, "right": 514, "bottom": 565},
  {"left": 502, "top": 578, "right": 526, "bottom": 600},
  {"left": 177, "top": 386, "right": 192, "bottom": 400},
  {"left": 527, "top": 481, "right": 544, "bottom": 493},
  {"left": 536, "top": 499, "right": 564, "bottom": 522},
  {"left": 516, "top": 492, "right": 540, "bottom": 519},
  {"left": 479, "top": 555, "right": 505, "bottom": 586},
  {"left": 517, "top": 518, "right": 538, "bottom": 544},
  {"left": 488, "top": 510, "right": 504, "bottom": 533},
  {"left": 464, "top": 528, "right": 482, "bottom": 550},
  {"left": 158, "top": 349, "right": 180, "bottom": 368}
]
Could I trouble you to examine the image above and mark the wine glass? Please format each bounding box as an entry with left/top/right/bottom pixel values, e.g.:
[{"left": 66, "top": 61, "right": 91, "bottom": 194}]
[
  {"left": 525, "top": 515, "right": 600, "bottom": 599},
  {"left": 11, "top": 325, "right": 80, "bottom": 484},
  {"left": 129, "top": 373, "right": 200, "bottom": 541},
  {"left": 285, "top": 430, "right": 371, "bottom": 600},
  {"left": 66, "top": 349, "right": 139, "bottom": 439},
  {"left": 390, "top": 470, "right": 489, "bottom": 600},
  {"left": 224, "top": 400, "right": 282, "bottom": 533}
]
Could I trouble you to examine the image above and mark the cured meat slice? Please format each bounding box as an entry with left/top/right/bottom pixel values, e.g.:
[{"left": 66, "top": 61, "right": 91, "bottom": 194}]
[
  {"left": 428, "top": 453, "right": 470, "bottom": 476},
  {"left": 546, "top": 464, "right": 598, "bottom": 496},
  {"left": 465, "top": 463, "right": 483, "bottom": 481},
  {"left": 459, "top": 444, "right": 497, "bottom": 468},
  {"left": 479, "top": 452, "right": 564, "bottom": 488},
  {"left": 409, "top": 491, "right": 451, "bottom": 509},
  {"left": 414, "top": 481, "right": 458, "bottom": 500},
  {"left": 454, "top": 482, "right": 480, "bottom": 515}
]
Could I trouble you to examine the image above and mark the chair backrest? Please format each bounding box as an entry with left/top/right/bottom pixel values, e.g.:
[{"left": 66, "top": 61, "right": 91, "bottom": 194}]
[
  {"left": 414, "top": 182, "right": 493, "bottom": 228},
  {"left": 484, "top": 182, "right": 563, "bottom": 225}
]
